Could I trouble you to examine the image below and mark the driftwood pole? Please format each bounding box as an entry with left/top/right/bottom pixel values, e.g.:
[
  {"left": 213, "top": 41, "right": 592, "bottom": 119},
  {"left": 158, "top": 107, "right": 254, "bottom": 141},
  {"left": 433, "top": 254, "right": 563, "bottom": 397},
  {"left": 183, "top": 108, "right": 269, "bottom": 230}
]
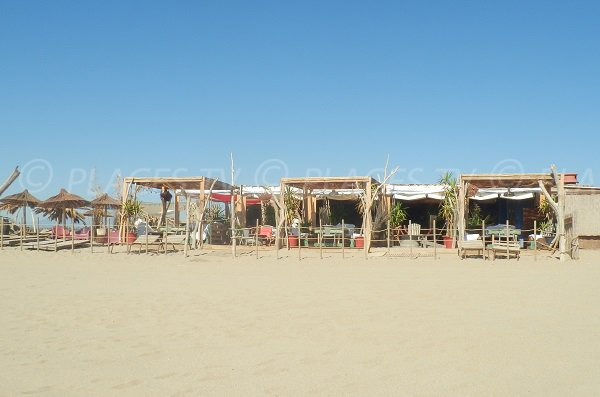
[
  {"left": 90, "top": 221, "right": 94, "bottom": 254},
  {"left": 433, "top": 220, "right": 437, "bottom": 260},
  {"left": 342, "top": 219, "right": 345, "bottom": 260},
  {"left": 538, "top": 165, "right": 566, "bottom": 261},
  {"left": 36, "top": 217, "right": 40, "bottom": 251},
  {"left": 0, "top": 217, "right": 3, "bottom": 250},
  {"left": 145, "top": 215, "right": 149, "bottom": 254},
  {"left": 71, "top": 212, "right": 75, "bottom": 253},
  {"left": 506, "top": 219, "right": 510, "bottom": 260},
  {"left": 319, "top": 220, "right": 323, "bottom": 260},
  {"left": 534, "top": 220, "right": 537, "bottom": 262},
  {"left": 230, "top": 153, "right": 236, "bottom": 260},
  {"left": 184, "top": 194, "right": 191, "bottom": 257},
  {"left": 255, "top": 219, "right": 259, "bottom": 259},
  {"left": 298, "top": 222, "right": 301, "bottom": 261},
  {"left": 386, "top": 218, "right": 390, "bottom": 255},
  {"left": 409, "top": 219, "right": 413, "bottom": 258},
  {"left": 0, "top": 166, "right": 20, "bottom": 197},
  {"left": 482, "top": 220, "right": 486, "bottom": 260}
]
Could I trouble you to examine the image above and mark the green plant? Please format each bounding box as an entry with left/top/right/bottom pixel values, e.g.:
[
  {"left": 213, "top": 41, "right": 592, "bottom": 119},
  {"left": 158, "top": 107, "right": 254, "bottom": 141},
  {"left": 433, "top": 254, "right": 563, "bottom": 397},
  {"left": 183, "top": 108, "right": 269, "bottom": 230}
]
[
  {"left": 389, "top": 202, "right": 408, "bottom": 228},
  {"left": 467, "top": 203, "right": 492, "bottom": 226},
  {"left": 120, "top": 197, "right": 144, "bottom": 232},
  {"left": 204, "top": 204, "right": 225, "bottom": 222},
  {"left": 438, "top": 171, "right": 458, "bottom": 237},
  {"left": 283, "top": 187, "right": 302, "bottom": 224}
]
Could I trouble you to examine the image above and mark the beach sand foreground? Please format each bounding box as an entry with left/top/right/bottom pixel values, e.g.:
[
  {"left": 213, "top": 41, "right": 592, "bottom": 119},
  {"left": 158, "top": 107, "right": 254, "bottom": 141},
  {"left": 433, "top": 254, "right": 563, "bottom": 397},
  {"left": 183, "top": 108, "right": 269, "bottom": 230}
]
[{"left": 1, "top": 249, "right": 600, "bottom": 396}]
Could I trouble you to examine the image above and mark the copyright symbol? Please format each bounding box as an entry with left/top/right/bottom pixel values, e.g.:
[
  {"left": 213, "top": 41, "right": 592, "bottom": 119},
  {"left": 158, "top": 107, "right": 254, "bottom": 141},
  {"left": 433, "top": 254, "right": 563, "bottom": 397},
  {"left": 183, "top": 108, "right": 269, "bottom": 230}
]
[
  {"left": 491, "top": 159, "right": 524, "bottom": 174},
  {"left": 19, "top": 159, "right": 53, "bottom": 193},
  {"left": 254, "top": 159, "right": 289, "bottom": 185}
]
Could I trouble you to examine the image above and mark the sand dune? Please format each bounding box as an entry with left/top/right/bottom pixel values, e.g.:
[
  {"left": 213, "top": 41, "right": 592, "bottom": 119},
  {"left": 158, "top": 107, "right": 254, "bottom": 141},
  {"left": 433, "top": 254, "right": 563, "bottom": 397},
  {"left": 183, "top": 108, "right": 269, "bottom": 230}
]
[{"left": 1, "top": 248, "right": 599, "bottom": 396}]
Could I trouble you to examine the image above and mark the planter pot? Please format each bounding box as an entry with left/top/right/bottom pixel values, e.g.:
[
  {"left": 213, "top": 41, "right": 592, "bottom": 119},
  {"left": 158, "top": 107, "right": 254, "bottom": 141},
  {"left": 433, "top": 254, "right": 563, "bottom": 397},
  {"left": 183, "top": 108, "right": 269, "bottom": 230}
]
[
  {"left": 443, "top": 236, "right": 453, "bottom": 249},
  {"left": 354, "top": 236, "right": 364, "bottom": 248},
  {"left": 288, "top": 235, "right": 299, "bottom": 248}
]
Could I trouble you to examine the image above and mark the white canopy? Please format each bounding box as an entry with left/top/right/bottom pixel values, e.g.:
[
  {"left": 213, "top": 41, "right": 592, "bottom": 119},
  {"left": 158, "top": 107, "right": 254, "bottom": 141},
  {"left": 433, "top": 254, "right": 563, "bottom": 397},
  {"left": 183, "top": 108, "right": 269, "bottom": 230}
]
[{"left": 469, "top": 188, "right": 540, "bottom": 201}]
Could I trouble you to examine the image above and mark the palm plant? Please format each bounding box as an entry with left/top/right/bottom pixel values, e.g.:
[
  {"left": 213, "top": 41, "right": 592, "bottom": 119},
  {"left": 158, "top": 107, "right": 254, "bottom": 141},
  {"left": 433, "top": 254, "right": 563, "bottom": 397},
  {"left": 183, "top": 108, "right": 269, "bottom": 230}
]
[
  {"left": 389, "top": 202, "right": 408, "bottom": 228},
  {"left": 438, "top": 171, "right": 458, "bottom": 237},
  {"left": 283, "top": 186, "right": 302, "bottom": 224}
]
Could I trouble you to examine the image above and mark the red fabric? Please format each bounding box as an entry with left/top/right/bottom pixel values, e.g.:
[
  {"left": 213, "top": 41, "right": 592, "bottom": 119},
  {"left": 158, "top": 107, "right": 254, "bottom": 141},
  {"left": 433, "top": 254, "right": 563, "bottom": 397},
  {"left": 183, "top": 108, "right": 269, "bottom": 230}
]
[{"left": 208, "top": 193, "right": 261, "bottom": 205}]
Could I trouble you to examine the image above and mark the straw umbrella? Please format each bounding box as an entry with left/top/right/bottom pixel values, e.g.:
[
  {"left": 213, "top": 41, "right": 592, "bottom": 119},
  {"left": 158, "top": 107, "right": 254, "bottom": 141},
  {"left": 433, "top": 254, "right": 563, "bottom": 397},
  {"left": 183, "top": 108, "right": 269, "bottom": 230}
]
[
  {"left": 0, "top": 189, "right": 41, "bottom": 230},
  {"left": 38, "top": 189, "right": 90, "bottom": 251},
  {"left": 90, "top": 193, "right": 122, "bottom": 239}
]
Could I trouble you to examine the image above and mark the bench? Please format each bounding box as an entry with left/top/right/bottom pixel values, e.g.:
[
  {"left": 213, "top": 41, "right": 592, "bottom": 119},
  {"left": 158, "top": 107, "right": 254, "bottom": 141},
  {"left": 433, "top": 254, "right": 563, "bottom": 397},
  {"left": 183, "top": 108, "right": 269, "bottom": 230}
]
[
  {"left": 488, "top": 241, "right": 521, "bottom": 261},
  {"left": 459, "top": 240, "right": 486, "bottom": 259}
]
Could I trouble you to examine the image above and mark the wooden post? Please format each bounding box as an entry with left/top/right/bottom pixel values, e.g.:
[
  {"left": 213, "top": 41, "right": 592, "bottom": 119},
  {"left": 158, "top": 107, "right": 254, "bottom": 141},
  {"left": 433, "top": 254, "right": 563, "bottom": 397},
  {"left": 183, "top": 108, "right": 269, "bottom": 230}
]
[
  {"left": 342, "top": 219, "right": 345, "bottom": 260},
  {"left": 558, "top": 173, "right": 566, "bottom": 262},
  {"left": 319, "top": 220, "right": 323, "bottom": 260},
  {"left": 164, "top": 229, "right": 168, "bottom": 255},
  {"left": 534, "top": 220, "right": 537, "bottom": 262},
  {"left": 71, "top": 212, "right": 75, "bottom": 253},
  {"left": 146, "top": 215, "right": 149, "bottom": 254},
  {"left": 458, "top": 180, "right": 466, "bottom": 249},
  {"left": 482, "top": 220, "right": 486, "bottom": 260},
  {"left": 298, "top": 222, "right": 301, "bottom": 261},
  {"left": 506, "top": 219, "right": 510, "bottom": 260},
  {"left": 185, "top": 194, "right": 191, "bottom": 257},
  {"left": 0, "top": 217, "right": 3, "bottom": 250},
  {"left": 409, "top": 219, "right": 413, "bottom": 257},
  {"left": 255, "top": 219, "right": 259, "bottom": 259},
  {"left": 386, "top": 218, "right": 390, "bottom": 255},
  {"left": 433, "top": 220, "right": 437, "bottom": 260},
  {"left": 107, "top": 218, "right": 111, "bottom": 254},
  {"left": 365, "top": 179, "right": 372, "bottom": 259},
  {"left": 36, "top": 217, "right": 40, "bottom": 251},
  {"left": 54, "top": 219, "right": 58, "bottom": 252},
  {"left": 174, "top": 194, "right": 181, "bottom": 226},
  {"left": 20, "top": 220, "right": 23, "bottom": 251},
  {"left": 230, "top": 153, "right": 236, "bottom": 260},
  {"left": 90, "top": 220, "right": 94, "bottom": 253},
  {"left": 199, "top": 178, "right": 206, "bottom": 250}
]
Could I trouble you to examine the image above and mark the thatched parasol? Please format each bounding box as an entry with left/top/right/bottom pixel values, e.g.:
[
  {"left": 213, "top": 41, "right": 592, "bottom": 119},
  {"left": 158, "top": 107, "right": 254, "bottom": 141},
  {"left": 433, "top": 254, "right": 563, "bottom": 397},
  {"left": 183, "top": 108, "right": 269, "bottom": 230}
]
[
  {"left": 90, "top": 193, "right": 121, "bottom": 208},
  {"left": 0, "top": 189, "right": 41, "bottom": 227},
  {"left": 38, "top": 189, "right": 91, "bottom": 241},
  {"left": 90, "top": 193, "right": 121, "bottom": 227},
  {"left": 39, "top": 188, "right": 90, "bottom": 210}
]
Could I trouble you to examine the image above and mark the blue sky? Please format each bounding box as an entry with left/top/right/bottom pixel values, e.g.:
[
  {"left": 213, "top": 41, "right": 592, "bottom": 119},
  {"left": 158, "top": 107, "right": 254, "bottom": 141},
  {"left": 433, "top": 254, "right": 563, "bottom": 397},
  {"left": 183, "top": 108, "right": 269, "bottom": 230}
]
[{"left": 1, "top": 0, "right": 599, "bottom": 199}]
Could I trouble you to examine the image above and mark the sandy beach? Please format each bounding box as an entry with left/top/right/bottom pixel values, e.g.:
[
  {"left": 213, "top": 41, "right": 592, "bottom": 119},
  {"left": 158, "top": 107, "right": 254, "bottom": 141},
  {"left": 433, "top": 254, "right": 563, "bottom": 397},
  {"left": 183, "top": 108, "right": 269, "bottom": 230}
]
[{"left": 1, "top": 248, "right": 600, "bottom": 396}]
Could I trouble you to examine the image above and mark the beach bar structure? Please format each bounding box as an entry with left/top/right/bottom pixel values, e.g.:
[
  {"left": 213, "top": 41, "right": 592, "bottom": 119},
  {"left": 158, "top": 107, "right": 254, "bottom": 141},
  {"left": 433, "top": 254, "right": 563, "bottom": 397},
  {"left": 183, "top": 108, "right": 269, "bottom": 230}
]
[
  {"left": 457, "top": 172, "right": 576, "bottom": 258},
  {"left": 122, "top": 176, "right": 235, "bottom": 226},
  {"left": 279, "top": 176, "right": 378, "bottom": 250}
]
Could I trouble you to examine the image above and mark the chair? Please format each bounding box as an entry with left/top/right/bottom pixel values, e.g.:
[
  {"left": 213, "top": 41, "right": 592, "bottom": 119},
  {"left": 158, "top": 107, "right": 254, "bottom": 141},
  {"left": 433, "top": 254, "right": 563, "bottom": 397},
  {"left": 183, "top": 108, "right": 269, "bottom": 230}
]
[
  {"left": 235, "top": 228, "right": 257, "bottom": 245},
  {"left": 408, "top": 223, "right": 422, "bottom": 245},
  {"left": 257, "top": 226, "right": 275, "bottom": 246},
  {"left": 488, "top": 234, "right": 521, "bottom": 261}
]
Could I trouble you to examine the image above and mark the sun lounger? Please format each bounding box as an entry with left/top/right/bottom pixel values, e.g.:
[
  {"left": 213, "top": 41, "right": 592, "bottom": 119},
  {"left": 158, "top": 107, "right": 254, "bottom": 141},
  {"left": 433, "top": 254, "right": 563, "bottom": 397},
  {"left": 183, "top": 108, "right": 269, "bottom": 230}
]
[
  {"left": 127, "top": 234, "right": 162, "bottom": 254},
  {"left": 159, "top": 234, "right": 189, "bottom": 253},
  {"left": 488, "top": 241, "right": 521, "bottom": 261},
  {"left": 459, "top": 239, "right": 486, "bottom": 259}
]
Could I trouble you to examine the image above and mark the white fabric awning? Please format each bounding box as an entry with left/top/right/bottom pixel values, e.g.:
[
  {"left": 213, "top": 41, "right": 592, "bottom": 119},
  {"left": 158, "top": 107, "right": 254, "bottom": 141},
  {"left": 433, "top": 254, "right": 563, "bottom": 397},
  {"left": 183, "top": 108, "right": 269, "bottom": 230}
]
[
  {"left": 469, "top": 188, "right": 539, "bottom": 201},
  {"left": 387, "top": 184, "right": 446, "bottom": 201}
]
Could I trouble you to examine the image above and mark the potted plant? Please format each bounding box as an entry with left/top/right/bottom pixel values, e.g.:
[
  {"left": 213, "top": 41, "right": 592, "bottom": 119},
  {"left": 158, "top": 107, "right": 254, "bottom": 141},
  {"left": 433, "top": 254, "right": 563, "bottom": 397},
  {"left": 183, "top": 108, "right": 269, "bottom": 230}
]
[
  {"left": 120, "top": 197, "right": 143, "bottom": 244},
  {"left": 283, "top": 187, "right": 302, "bottom": 247},
  {"left": 438, "top": 171, "right": 459, "bottom": 249}
]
